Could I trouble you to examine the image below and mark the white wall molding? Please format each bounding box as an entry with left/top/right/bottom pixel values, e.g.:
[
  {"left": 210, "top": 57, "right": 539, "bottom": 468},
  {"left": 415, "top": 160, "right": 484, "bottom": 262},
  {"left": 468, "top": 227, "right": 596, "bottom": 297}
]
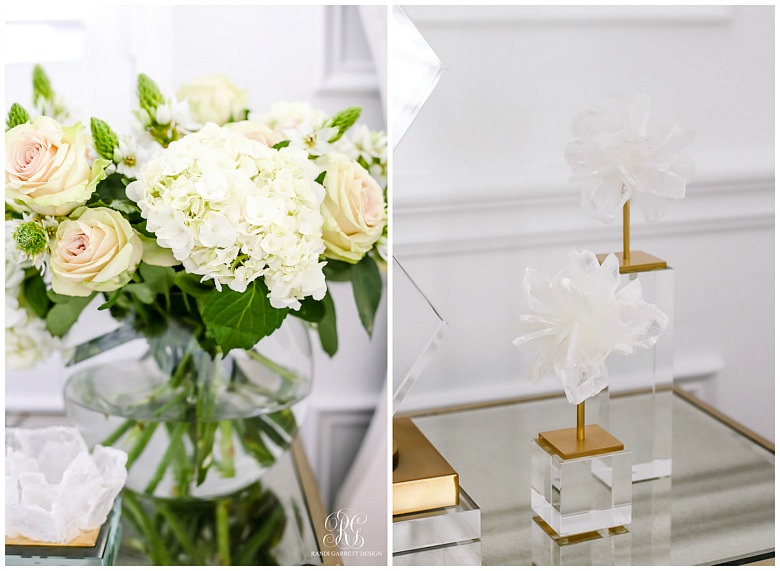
[
  {"left": 398, "top": 353, "right": 724, "bottom": 414},
  {"left": 406, "top": 6, "right": 733, "bottom": 27},
  {"left": 395, "top": 160, "right": 774, "bottom": 258},
  {"left": 303, "top": 403, "right": 376, "bottom": 510},
  {"left": 318, "top": 5, "right": 379, "bottom": 96}
]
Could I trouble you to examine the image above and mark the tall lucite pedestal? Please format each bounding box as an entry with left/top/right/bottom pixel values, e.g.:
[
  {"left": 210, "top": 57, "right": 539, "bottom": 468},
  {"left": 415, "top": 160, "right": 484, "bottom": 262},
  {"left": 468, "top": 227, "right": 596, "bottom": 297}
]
[{"left": 597, "top": 265, "right": 674, "bottom": 482}]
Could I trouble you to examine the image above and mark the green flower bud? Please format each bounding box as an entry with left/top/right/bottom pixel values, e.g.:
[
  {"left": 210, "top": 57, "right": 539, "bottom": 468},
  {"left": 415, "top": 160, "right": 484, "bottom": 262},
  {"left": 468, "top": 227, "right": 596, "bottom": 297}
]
[
  {"left": 33, "top": 65, "right": 54, "bottom": 104},
  {"left": 328, "top": 106, "right": 362, "bottom": 142},
  {"left": 137, "top": 73, "right": 164, "bottom": 116},
  {"left": 6, "top": 103, "right": 30, "bottom": 131},
  {"left": 90, "top": 117, "right": 119, "bottom": 161},
  {"left": 14, "top": 220, "right": 48, "bottom": 257}
]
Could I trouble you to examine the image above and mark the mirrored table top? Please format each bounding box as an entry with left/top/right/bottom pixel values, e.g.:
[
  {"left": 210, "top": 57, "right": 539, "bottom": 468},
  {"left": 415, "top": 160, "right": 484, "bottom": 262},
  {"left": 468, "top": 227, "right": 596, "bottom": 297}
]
[{"left": 406, "top": 389, "right": 775, "bottom": 566}]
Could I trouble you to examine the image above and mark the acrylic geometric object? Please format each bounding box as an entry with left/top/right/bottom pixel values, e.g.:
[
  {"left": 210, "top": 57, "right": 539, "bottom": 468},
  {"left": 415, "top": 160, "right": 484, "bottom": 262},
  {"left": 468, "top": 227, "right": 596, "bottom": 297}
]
[
  {"left": 598, "top": 266, "right": 674, "bottom": 482},
  {"left": 393, "top": 487, "right": 480, "bottom": 555},
  {"left": 390, "top": 6, "right": 444, "bottom": 150},
  {"left": 392, "top": 257, "right": 448, "bottom": 410},
  {"left": 531, "top": 438, "right": 632, "bottom": 537}
]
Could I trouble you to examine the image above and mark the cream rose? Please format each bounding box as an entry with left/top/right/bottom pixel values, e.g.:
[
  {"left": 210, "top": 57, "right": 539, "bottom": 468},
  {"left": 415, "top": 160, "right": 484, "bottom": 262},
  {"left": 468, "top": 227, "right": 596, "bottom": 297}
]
[
  {"left": 6, "top": 117, "right": 108, "bottom": 216},
  {"left": 225, "top": 120, "right": 282, "bottom": 147},
  {"left": 50, "top": 207, "right": 143, "bottom": 297},
  {"left": 177, "top": 75, "right": 248, "bottom": 126},
  {"left": 320, "top": 153, "right": 386, "bottom": 263}
]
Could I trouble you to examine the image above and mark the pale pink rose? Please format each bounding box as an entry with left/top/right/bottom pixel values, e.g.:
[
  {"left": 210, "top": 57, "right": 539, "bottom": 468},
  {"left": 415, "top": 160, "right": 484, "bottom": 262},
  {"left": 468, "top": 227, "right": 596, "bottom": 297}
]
[
  {"left": 50, "top": 207, "right": 143, "bottom": 297},
  {"left": 319, "top": 153, "right": 386, "bottom": 263},
  {"left": 5, "top": 117, "right": 107, "bottom": 216},
  {"left": 225, "top": 120, "right": 282, "bottom": 147}
]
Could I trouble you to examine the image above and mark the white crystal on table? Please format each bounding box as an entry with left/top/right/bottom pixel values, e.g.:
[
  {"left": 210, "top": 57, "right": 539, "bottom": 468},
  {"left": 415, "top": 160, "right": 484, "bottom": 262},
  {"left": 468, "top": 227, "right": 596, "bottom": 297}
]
[{"left": 5, "top": 426, "right": 127, "bottom": 544}]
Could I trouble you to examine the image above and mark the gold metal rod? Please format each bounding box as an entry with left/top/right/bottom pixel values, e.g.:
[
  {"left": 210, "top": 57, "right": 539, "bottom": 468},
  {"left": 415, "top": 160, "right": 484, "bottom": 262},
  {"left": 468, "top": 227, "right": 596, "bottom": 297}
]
[
  {"left": 576, "top": 402, "right": 585, "bottom": 441},
  {"left": 622, "top": 199, "right": 630, "bottom": 263}
]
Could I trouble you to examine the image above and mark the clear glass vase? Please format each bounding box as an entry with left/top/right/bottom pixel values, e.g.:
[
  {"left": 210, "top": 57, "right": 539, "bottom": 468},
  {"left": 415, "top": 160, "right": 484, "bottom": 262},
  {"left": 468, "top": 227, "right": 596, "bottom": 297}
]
[{"left": 64, "top": 316, "right": 313, "bottom": 500}]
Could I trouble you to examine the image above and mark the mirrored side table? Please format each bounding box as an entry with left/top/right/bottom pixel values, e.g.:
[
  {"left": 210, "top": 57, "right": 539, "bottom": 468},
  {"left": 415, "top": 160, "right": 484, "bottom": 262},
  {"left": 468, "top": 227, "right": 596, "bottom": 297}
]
[{"left": 405, "top": 388, "right": 774, "bottom": 566}]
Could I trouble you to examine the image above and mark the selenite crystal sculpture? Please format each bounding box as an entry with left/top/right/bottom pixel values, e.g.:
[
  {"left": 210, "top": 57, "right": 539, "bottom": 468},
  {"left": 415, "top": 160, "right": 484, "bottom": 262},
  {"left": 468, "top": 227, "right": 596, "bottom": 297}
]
[
  {"left": 6, "top": 426, "right": 127, "bottom": 544},
  {"left": 513, "top": 249, "right": 668, "bottom": 405}
]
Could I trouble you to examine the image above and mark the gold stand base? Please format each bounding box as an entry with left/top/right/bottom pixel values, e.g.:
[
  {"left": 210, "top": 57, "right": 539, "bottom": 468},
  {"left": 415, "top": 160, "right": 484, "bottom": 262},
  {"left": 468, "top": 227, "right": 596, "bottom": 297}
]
[
  {"left": 533, "top": 516, "right": 629, "bottom": 546},
  {"left": 538, "top": 424, "right": 624, "bottom": 460},
  {"left": 5, "top": 527, "right": 100, "bottom": 548},
  {"left": 596, "top": 250, "right": 667, "bottom": 274},
  {"left": 392, "top": 417, "right": 459, "bottom": 516}
]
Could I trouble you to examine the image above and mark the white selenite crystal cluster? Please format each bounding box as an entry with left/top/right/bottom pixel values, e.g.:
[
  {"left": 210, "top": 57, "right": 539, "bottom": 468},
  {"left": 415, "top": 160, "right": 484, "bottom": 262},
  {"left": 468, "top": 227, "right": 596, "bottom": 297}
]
[
  {"left": 6, "top": 426, "right": 127, "bottom": 544},
  {"left": 513, "top": 250, "right": 668, "bottom": 405},
  {"left": 565, "top": 93, "right": 694, "bottom": 224}
]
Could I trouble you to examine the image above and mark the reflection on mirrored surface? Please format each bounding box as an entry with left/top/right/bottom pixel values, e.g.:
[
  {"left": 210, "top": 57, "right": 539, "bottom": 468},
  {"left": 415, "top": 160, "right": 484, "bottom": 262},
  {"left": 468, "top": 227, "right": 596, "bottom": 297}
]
[{"left": 410, "top": 391, "right": 774, "bottom": 565}]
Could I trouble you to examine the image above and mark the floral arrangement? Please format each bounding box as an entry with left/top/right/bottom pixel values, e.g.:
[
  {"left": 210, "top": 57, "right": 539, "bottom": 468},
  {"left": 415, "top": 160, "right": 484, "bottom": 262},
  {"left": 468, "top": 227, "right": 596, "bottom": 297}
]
[
  {"left": 512, "top": 250, "right": 668, "bottom": 405},
  {"left": 565, "top": 93, "right": 694, "bottom": 224},
  {"left": 6, "top": 67, "right": 388, "bottom": 369}
]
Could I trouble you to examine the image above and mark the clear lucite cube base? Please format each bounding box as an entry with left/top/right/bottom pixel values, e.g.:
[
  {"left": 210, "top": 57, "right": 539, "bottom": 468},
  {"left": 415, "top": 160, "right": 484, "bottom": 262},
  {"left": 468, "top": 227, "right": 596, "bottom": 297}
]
[
  {"left": 393, "top": 487, "right": 480, "bottom": 554},
  {"left": 531, "top": 517, "right": 632, "bottom": 565},
  {"left": 601, "top": 267, "right": 674, "bottom": 483},
  {"left": 531, "top": 439, "right": 632, "bottom": 537},
  {"left": 393, "top": 540, "right": 481, "bottom": 566}
]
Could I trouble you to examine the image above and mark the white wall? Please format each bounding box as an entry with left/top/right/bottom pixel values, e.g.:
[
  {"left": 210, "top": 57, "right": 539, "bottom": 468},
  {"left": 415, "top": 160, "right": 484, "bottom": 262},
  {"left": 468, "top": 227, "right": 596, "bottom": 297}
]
[
  {"left": 394, "top": 6, "right": 774, "bottom": 441},
  {"left": 5, "top": 5, "right": 387, "bottom": 507}
]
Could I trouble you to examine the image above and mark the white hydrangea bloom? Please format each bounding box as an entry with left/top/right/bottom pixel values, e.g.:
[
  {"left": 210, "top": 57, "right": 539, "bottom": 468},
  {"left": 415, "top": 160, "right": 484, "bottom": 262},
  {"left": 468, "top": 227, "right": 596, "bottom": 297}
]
[{"left": 127, "top": 123, "right": 327, "bottom": 310}]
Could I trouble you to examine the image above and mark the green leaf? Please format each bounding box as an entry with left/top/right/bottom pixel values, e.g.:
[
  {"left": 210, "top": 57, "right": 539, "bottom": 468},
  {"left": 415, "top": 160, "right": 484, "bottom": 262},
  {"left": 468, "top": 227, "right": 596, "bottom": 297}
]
[
  {"left": 314, "top": 171, "right": 326, "bottom": 185},
  {"left": 202, "top": 280, "right": 288, "bottom": 353},
  {"left": 316, "top": 291, "right": 338, "bottom": 357},
  {"left": 328, "top": 106, "right": 362, "bottom": 142},
  {"left": 6, "top": 103, "right": 30, "bottom": 130},
  {"left": 174, "top": 272, "right": 212, "bottom": 298},
  {"left": 139, "top": 263, "right": 175, "bottom": 296},
  {"left": 132, "top": 220, "right": 156, "bottom": 239},
  {"left": 98, "top": 289, "right": 123, "bottom": 311},
  {"left": 351, "top": 255, "right": 382, "bottom": 337},
  {"left": 94, "top": 172, "right": 129, "bottom": 202},
  {"left": 291, "top": 296, "right": 325, "bottom": 323},
  {"left": 109, "top": 200, "right": 141, "bottom": 216},
  {"left": 46, "top": 294, "right": 95, "bottom": 337},
  {"left": 124, "top": 283, "right": 156, "bottom": 304},
  {"left": 23, "top": 273, "right": 51, "bottom": 318},
  {"left": 90, "top": 117, "right": 119, "bottom": 161},
  {"left": 323, "top": 259, "right": 352, "bottom": 282},
  {"left": 272, "top": 140, "right": 290, "bottom": 150}
]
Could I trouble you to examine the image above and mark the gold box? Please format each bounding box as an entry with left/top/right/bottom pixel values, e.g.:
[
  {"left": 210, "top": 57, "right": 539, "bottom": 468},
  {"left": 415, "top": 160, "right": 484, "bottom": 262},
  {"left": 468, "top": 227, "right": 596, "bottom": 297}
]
[{"left": 392, "top": 417, "right": 459, "bottom": 516}]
